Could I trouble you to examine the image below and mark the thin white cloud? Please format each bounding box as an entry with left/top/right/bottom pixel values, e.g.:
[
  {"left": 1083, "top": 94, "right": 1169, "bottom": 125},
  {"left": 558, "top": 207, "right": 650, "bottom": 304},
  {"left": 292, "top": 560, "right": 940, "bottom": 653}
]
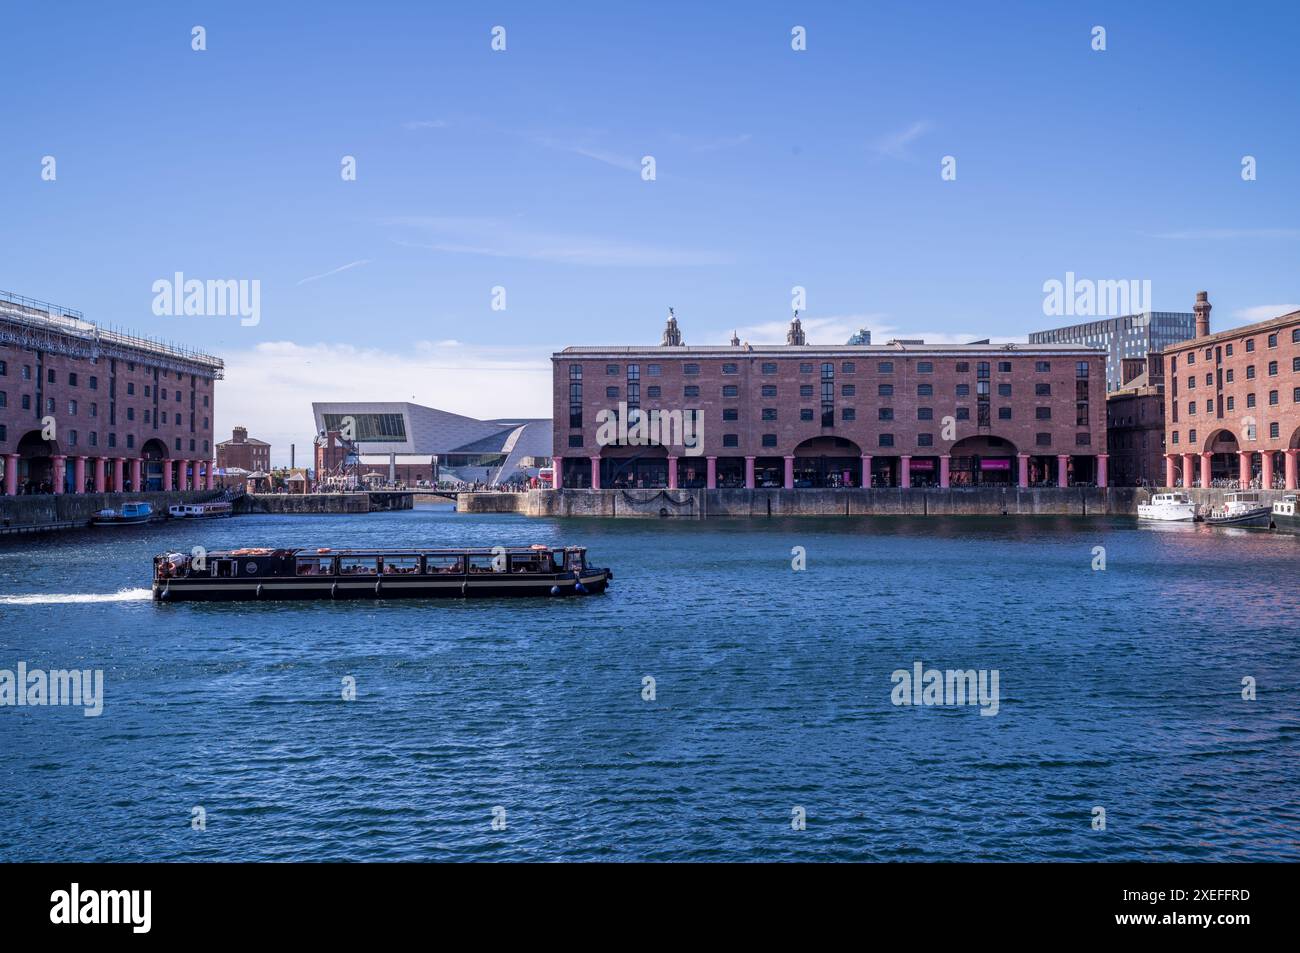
[
  {"left": 1145, "top": 228, "right": 1300, "bottom": 240},
  {"left": 532, "top": 135, "right": 641, "bottom": 172},
  {"left": 386, "top": 216, "right": 732, "bottom": 267},
  {"left": 402, "top": 119, "right": 449, "bottom": 130},
  {"left": 1233, "top": 303, "right": 1300, "bottom": 322},
  {"left": 217, "top": 340, "right": 553, "bottom": 467},
  {"left": 869, "top": 120, "right": 933, "bottom": 159},
  {"left": 296, "top": 259, "right": 372, "bottom": 286},
  {"left": 691, "top": 133, "right": 753, "bottom": 152}
]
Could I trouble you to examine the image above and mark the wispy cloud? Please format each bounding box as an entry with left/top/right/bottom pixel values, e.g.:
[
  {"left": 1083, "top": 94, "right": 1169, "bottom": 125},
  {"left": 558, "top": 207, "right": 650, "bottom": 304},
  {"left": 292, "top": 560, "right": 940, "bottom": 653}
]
[
  {"left": 869, "top": 120, "right": 933, "bottom": 159},
  {"left": 1144, "top": 228, "right": 1300, "bottom": 240},
  {"left": 296, "top": 259, "right": 372, "bottom": 286},
  {"left": 402, "top": 119, "right": 449, "bottom": 131},
  {"left": 531, "top": 135, "right": 641, "bottom": 172},
  {"left": 690, "top": 133, "right": 753, "bottom": 152},
  {"left": 1233, "top": 303, "right": 1300, "bottom": 322},
  {"left": 385, "top": 216, "right": 732, "bottom": 268}
]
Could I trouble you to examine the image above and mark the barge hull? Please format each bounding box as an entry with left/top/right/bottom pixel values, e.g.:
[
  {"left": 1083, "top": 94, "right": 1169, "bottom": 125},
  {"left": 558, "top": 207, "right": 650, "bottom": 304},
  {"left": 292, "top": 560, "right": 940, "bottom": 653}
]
[{"left": 154, "top": 572, "right": 610, "bottom": 602}]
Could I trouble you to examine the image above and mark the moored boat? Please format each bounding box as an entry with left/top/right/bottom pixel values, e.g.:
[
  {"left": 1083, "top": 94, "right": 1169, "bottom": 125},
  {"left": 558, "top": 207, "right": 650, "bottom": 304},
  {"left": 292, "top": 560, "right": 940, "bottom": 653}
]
[
  {"left": 167, "top": 501, "right": 234, "bottom": 519},
  {"left": 153, "top": 545, "right": 612, "bottom": 601},
  {"left": 1204, "top": 492, "right": 1272, "bottom": 527},
  {"left": 93, "top": 502, "right": 154, "bottom": 526},
  {"left": 1272, "top": 494, "right": 1299, "bottom": 529},
  {"left": 1137, "top": 492, "right": 1198, "bottom": 522}
]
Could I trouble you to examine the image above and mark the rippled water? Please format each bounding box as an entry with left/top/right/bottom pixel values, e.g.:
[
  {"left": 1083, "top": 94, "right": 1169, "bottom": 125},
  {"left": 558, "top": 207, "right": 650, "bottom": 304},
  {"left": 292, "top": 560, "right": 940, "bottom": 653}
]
[{"left": 1, "top": 504, "right": 1297, "bottom": 861}]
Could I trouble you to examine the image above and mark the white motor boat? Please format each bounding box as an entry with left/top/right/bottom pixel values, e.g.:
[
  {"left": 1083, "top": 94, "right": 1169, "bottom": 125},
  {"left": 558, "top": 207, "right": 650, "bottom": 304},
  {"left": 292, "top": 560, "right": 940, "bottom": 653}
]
[{"left": 1137, "top": 492, "right": 1198, "bottom": 522}]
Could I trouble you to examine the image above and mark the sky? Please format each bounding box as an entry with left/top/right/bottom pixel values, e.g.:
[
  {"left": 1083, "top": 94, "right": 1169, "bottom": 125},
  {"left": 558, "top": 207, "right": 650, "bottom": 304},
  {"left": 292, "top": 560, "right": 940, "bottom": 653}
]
[{"left": 2, "top": 0, "right": 1298, "bottom": 465}]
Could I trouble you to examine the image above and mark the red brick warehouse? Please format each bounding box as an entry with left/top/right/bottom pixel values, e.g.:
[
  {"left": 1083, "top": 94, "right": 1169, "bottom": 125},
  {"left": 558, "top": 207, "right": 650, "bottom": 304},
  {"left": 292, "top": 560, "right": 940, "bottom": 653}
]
[
  {"left": 552, "top": 313, "right": 1108, "bottom": 490},
  {"left": 0, "top": 290, "right": 223, "bottom": 495},
  {"left": 1162, "top": 293, "right": 1300, "bottom": 490}
]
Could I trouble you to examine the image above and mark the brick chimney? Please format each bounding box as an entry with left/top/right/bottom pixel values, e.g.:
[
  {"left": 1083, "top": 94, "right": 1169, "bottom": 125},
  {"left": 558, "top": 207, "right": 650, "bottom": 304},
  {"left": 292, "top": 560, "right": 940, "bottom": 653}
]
[
  {"left": 232, "top": 426, "right": 248, "bottom": 443},
  {"left": 1194, "top": 290, "right": 1211, "bottom": 338}
]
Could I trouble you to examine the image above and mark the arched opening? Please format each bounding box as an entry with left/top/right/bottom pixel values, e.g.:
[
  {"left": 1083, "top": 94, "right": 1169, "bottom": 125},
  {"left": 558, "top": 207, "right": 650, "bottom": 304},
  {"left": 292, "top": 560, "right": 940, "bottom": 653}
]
[
  {"left": 949, "top": 435, "right": 1018, "bottom": 486},
  {"left": 601, "top": 445, "right": 668, "bottom": 489},
  {"left": 142, "top": 438, "right": 169, "bottom": 492},
  {"left": 16, "top": 430, "right": 59, "bottom": 494},
  {"left": 793, "top": 436, "right": 862, "bottom": 488},
  {"left": 1202, "top": 429, "right": 1240, "bottom": 486}
]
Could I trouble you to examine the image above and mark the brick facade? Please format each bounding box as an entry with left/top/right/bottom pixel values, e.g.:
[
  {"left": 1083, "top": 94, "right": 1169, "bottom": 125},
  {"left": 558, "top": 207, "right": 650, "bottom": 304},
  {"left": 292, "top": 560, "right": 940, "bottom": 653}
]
[
  {"left": 551, "top": 318, "right": 1108, "bottom": 490},
  {"left": 1161, "top": 294, "right": 1300, "bottom": 489},
  {"left": 0, "top": 292, "right": 223, "bottom": 495}
]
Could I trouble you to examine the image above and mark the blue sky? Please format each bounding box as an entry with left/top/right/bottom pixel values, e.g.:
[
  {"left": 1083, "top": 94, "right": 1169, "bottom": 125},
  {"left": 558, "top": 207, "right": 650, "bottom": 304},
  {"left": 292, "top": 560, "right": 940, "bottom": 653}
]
[{"left": 3, "top": 1, "right": 1298, "bottom": 461}]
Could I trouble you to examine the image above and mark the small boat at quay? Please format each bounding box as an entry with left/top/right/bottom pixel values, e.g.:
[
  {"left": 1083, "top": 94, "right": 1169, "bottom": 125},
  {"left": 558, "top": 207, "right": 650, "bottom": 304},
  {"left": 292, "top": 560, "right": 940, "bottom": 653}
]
[
  {"left": 1272, "top": 494, "right": 1299, "bottom": 529},
  {"left": 92, "top": 502, "right": 154, "bottom": 526},
  {"left": 1137, "top": 492, "right": 1198, "bottom": 522},
  {"left": 1204, "top": 492, "right": 1273, "bottom": 527},
  {"left": 167, "top": 501, "right": 233, "bottom": 519},
  {"left": 153, "top": 545, "right": 613, "bottom": 601}
]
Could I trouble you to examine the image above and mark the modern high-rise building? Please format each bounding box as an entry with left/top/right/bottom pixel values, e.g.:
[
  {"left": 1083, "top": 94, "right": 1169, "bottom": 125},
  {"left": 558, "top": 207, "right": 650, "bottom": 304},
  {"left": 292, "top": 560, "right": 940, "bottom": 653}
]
[{"left": 1029, "top": 311, "right": 1195, "bottom": 392}]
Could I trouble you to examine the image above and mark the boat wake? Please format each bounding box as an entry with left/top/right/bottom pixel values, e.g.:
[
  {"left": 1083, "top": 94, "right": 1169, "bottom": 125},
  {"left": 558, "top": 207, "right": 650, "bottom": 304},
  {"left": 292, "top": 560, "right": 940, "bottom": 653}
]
[{"left": 0, "top": 588, "right": 152, "bottom": 605}]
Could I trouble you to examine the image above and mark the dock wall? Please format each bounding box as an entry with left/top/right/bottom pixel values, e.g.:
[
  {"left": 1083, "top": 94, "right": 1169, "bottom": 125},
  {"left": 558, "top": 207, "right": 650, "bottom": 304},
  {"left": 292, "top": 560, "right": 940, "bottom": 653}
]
[
  {"left": 0, "top": 490, "right": 220, "bottom": 534},
  {"left": 457, "top": 487, "right": 1148, "bottom": 519},
  {"left": 238, "top": 492, "right": 414, "bottom": 515}
]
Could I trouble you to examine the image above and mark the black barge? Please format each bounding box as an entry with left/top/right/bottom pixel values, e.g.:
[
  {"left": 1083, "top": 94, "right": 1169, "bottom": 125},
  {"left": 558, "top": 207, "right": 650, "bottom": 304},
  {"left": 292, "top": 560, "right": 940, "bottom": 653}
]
[{"left": 152, "top": 545, "right": 612, "bottom": 602}]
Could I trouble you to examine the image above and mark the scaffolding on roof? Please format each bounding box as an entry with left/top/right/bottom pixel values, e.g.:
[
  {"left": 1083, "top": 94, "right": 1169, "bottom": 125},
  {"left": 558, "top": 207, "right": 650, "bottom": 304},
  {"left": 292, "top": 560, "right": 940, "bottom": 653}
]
[{"left": 0, "top": 288, "right": 225, "bottom": 378}]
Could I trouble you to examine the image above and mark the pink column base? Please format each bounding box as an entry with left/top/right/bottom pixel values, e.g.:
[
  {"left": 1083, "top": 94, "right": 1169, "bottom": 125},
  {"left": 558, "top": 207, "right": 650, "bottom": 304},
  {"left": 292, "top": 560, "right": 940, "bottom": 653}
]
[
  {"left": 52, "top": 455, "right": 67, "bottom": 494},
  {"left": 667, "top": 456, "right": 679, "bottom": 490},
  {"left": 1286, "top": 450, "right": 1299, "bottom": 491},
  {"left": 1235, "top": 451, "right": 1248, "bottom": 488},
  {"left": 589, "top": 456, "right": 600, "bottom": 490},
  {"left": 939, "top": 455, "right": 951, "bottom": 489},
  {"left": 783, "top": 456, "right": 794, "bottom": 490},
  {"left": 552, "top": 456, "right": 563, "bottom": 490},
  {"left": 706, "top": 456, "right": 717, "bottom": 490},
  {"left": 1262, "top": 452, "right": 1274, "bottom": 490},
  {"left": 1017, "top": 454, "right": 1029, "bottom": 489},
  {"left": 1097, "top": 454, "right": 1108, "bottom": 489},
  {"left": 1057, "top": 454, "right": 1069, "bottom": 488},
  {"left": 900, "top": 456, "right": 912, "bottom": 489},
  {"left": 1165, "top": 454, "right": 1176, "bottom": 488},
  {"left": 131, "top": 458, "right": 143, "bottom": 492},
  {"left": 94, "top": 457, "right": 106, "bottom": 493},
  {"left": 744, "top": 456, "right": 756, "bottom": 489},
  {"left": 3, "top": 454, "right": 18, "bottom": 496},
  {"left": 73, "top": 456, "right": 86, "bottom": 494}
]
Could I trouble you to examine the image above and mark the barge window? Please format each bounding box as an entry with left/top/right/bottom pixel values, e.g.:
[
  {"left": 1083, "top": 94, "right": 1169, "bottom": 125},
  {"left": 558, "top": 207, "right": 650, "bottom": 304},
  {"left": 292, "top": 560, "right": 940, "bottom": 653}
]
[
  {"left": 339, "top": 557, "right": 379, "bottom": 575},
  {"left": 382, "top": 556, "right": 419, "bottom": 575},
  {"left": 296, "top": 557, "right": 334, "bottom": 576},
  {"left": 426, "top": 555, "right": 464, "bottom": 574},
  {"left": 508, "top": 553, "right": 549, "bottom": 573},
  {"left": 466, "top": 554, "right": 504, "bottom": 574}
]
